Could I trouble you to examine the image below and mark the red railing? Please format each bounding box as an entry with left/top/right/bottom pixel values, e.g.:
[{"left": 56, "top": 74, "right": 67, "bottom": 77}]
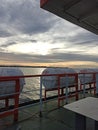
[
  {"left": 40, "top": 0, "right": 48, "bottom": 7},
  {"left": 0, "top": 72, "right": 97, "bottom": 121}
]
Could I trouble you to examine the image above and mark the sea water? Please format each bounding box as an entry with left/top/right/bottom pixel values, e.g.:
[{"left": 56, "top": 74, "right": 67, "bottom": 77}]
[{"left": 19, "top": 67, "right": 45, "bottom": 101}]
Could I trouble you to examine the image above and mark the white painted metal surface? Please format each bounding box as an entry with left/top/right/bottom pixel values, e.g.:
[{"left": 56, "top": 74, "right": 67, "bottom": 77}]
[
  {"left": 0, "top": 67, "right": 25, "bottom": 95},
  {"left": 41, "top": 67, "right": 76, "bottom": 89},
  {"left": 64, "top": 97, "right": 98, "bottom": 121}
]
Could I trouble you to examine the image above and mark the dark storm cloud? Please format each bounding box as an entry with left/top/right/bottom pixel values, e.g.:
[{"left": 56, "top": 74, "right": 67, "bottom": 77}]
[
  {"left": 0, "top": 0, "right": 57, "bottom": 37},
  {"left": 30, "top": 40, "right": 37, "bottom": 43},
  {"left": 0, "top": 29, "right": 12, "bottom": 37},
  {"left": 0, "top": 38, "right": 38, "bottom": 49},
  {"left": 1, "top": 42, "right": 17, "bottom": 47}
]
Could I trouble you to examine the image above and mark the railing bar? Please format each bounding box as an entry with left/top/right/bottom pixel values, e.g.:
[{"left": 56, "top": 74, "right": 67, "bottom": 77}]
[
  {"left": 39, "top": 76, "right": 43, "bottom": 117},
  {"left": 65, "top": 75, "right": 69, "bottom": 104}
]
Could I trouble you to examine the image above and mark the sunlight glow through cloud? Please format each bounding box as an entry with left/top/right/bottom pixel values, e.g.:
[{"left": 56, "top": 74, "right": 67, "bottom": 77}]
[{"left": 6, "top": 42, "right": 63, "bottom": 55}]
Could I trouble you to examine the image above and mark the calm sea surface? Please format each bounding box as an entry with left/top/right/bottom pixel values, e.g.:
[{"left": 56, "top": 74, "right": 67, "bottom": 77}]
[{"left": 18, "top": 67, "right": 46, "bottom": 101}]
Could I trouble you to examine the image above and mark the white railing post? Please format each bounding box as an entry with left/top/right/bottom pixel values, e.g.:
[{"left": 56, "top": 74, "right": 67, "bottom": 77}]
[{"left": 39, "top": 76, "right": 43, "bottom": 117}]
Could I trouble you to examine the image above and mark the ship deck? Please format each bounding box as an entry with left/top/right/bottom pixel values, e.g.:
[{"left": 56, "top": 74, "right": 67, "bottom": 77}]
[{"left": 0, "top": 92, "right": 96, "bottom": 130}]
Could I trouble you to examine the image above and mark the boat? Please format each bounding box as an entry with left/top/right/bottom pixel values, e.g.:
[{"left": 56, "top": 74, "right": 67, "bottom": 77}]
[
  {"left": 0, "top": 0, "right": 98, "bottom": 129},
  {"left": 0, "top": 67, "right": 97, "bottom": 130}
]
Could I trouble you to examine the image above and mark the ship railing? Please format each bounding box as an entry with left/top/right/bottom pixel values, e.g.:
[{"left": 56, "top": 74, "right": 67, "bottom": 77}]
[
  {"left": 78, "top": 72, "right": 96, "bottom": 96},
  {"left": 0, "top": 72, "right": 97, "bottom": 121}
]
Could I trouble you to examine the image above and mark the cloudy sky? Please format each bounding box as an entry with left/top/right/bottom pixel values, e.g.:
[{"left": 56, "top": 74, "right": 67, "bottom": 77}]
[{"left": 0, "top": 0, "right": 98, "bottom": 67}]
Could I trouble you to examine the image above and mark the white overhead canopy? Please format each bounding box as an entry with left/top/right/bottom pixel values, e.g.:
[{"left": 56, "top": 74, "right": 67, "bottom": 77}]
[{"left": 40, "top": 0, "right": 98, "bottom": 35}]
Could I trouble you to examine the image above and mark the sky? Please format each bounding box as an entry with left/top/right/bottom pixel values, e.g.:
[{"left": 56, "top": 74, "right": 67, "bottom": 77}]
[{"left": 0, "top": 0, "right": 98, "bottom": 68}]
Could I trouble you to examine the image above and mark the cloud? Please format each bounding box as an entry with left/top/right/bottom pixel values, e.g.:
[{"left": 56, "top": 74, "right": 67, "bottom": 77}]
[
  {"left": 0, "top": 29, "right": 12, "bottom": 37},
  {"left": 0, "top": 0, "right": 98, "bottom": 66},
  {"left": 66, "top": 31, "right": 98, "bottom": 46},
  {"left": 1, "top": 42, "right": 17, "bottom": 47},
  {"left": 1, "top": 50, "right": 98, "bottom": 64},
  {"left": 41, "top": 52, "right": 96, "bottom": 63},
  {"left": 30, "top": 40, "right": 37, "bottom": 43},
  {"left": 0, "top": 0, "right": 58, "bottom": 37}
]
